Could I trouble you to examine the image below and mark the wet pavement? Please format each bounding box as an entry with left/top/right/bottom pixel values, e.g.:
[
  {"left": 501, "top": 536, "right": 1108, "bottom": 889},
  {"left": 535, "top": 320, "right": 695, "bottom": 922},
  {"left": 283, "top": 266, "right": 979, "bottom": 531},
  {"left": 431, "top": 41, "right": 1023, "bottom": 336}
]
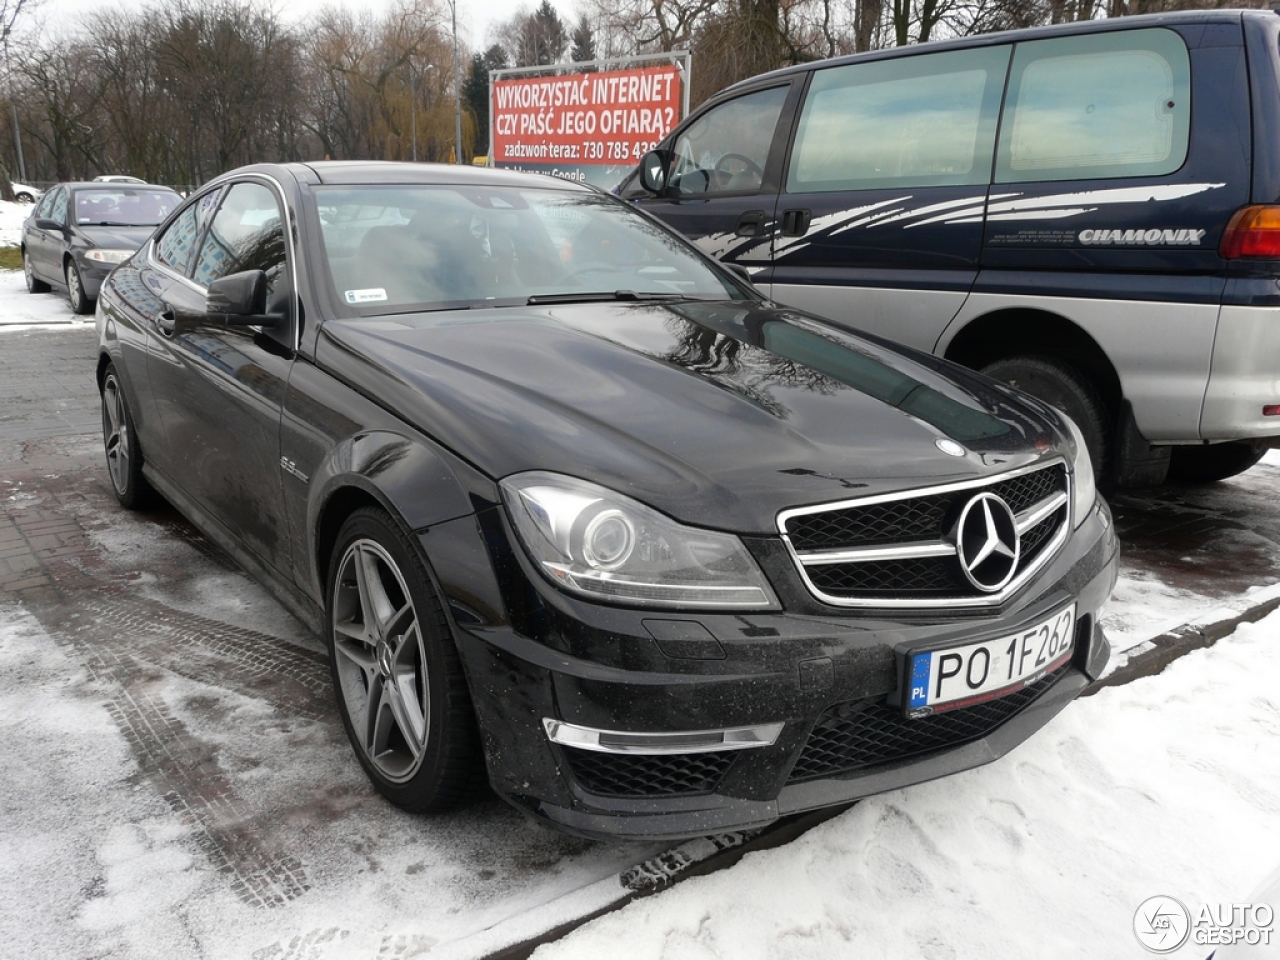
[{"left": 2, "top": 323, "right": 1277, "bottom": 958}]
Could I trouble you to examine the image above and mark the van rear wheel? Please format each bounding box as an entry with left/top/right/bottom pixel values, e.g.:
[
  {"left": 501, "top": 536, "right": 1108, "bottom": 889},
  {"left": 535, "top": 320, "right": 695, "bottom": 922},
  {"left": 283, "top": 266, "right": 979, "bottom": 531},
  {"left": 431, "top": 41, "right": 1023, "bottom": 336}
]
[
  {"left": 981, "top": 355, "right": 1110, "bottom": 482},
  {"left": 1168, "top": 441, "right": 1267, "bottom": 484}
]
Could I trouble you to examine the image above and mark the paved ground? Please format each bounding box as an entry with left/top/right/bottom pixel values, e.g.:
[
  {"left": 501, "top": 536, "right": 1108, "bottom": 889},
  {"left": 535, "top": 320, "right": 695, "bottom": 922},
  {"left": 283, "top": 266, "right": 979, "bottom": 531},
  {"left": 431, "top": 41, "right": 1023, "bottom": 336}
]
[{"left": 3, "top": 322, "right": 1277, "bottom": 958}]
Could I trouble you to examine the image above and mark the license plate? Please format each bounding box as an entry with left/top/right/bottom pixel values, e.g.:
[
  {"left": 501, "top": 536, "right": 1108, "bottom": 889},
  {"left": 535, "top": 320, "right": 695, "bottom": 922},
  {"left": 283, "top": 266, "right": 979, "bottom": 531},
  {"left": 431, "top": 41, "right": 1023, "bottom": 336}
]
[{"left": 905, "top": 603, "right": 1076, "bottom": 718}]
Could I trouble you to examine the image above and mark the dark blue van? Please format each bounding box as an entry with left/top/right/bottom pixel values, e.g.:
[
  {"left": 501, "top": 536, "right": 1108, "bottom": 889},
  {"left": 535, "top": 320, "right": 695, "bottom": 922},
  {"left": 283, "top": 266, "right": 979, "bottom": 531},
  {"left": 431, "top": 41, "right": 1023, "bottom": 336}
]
[{"left": 621, "top": 11, "right": 1280, "bottom": 485}]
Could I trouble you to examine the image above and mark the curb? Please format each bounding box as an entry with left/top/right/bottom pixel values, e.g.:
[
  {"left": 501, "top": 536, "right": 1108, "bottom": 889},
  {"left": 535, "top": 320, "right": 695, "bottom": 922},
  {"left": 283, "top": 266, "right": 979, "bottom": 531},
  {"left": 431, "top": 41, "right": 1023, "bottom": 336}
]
[
  {"left": 481, "top": 803, "right": 854, "bottom": 960},
  {"left": 1086, "top": 590, "right": 1280, "bottom": 695}
]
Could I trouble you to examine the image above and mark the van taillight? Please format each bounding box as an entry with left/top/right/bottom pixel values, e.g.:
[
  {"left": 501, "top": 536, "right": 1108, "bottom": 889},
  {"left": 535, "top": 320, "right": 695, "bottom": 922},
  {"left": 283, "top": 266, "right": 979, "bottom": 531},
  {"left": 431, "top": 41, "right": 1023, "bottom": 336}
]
[{"left": 1220, "top": 205, "right": 1280, "bottom": 259}]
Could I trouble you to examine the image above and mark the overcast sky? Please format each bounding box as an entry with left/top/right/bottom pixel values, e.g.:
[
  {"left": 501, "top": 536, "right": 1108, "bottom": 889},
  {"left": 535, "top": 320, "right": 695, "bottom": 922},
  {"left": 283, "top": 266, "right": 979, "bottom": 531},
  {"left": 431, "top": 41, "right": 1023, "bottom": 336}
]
[{"left": 22, "top": 0, "right": 583, "bottom": 52}]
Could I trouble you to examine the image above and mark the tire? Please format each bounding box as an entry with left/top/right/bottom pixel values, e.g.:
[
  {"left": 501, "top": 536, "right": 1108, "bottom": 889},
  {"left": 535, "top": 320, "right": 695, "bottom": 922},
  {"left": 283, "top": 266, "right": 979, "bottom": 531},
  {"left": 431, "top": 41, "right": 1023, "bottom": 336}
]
[
  {"left": 101, "top": 363, "right": 156, "bottom": 509},
  {"left": 1168, "top": 441, "right": 1267, "bottom": 484},
  {"left": 981, "top": 355, "right": 1111, "bottom": 482},
  {"left": 14, "top": 192, "right": 33, "bottom": 203},
  {"left": 327, "top": 507, "right": 481, "bottom": 813},
  {"left": 66, "top": 261, "right": 93, "bottom": 314},
  {"left": 23, "top": 249, "right": 49, "bottom": 293}
]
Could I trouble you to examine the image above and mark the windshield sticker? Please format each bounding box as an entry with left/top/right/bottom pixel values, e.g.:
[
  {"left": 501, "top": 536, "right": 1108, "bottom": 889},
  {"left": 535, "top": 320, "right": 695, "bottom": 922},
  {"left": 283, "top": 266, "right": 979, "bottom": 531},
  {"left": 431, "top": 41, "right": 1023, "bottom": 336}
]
[{"left": 345, "top": 288, "right": 388, "bottom": 304}]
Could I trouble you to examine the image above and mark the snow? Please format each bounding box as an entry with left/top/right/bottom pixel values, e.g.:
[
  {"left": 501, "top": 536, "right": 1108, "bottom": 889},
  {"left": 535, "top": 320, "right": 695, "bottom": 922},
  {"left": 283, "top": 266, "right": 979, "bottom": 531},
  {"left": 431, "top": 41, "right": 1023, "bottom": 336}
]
[
  {"left": 0, "top": 197, "right": 30, "bottom": 246},
  {"left": 535, "top": 607, "right": 1280, "bottom": 959}
]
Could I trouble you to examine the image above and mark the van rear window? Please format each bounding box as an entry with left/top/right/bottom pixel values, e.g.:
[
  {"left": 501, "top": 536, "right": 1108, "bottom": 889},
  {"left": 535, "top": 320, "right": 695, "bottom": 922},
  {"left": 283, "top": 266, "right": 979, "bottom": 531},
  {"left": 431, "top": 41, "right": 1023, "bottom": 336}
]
[{"left": 997, "top": 28, "right": 1191, "bottom": 183}]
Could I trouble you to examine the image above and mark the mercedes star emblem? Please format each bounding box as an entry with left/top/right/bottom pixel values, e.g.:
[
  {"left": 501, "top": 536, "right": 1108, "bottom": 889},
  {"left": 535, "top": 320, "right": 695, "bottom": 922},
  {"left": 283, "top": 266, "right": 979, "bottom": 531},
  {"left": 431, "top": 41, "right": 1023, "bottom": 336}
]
[{"left": 955, "top": 492, "right": 1020, "bottom": 592}]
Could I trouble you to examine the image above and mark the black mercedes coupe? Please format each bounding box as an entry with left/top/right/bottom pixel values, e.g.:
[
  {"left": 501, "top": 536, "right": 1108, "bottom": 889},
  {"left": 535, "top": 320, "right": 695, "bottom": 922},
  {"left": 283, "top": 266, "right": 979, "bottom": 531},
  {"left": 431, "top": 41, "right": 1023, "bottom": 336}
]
[{"left": 95, "top": 162, "right": 1117, "bottom": 840}]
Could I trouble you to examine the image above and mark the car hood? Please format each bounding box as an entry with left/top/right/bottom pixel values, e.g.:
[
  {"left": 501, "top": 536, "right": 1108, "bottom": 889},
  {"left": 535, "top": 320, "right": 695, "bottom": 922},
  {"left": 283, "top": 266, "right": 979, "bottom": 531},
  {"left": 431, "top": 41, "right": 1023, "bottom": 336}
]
[
  {"left": 76, "top": 225, "right": 154, "bottom": 249},
  {"left": 317, "top": 299, "right": 1067, "bottom": 532}
]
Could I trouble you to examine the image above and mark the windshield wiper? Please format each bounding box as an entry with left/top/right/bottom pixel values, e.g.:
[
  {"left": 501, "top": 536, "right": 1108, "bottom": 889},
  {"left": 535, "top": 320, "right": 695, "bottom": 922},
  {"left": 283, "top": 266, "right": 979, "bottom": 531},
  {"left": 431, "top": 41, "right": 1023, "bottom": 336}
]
[
  {"left": 80, "top": 220, "right": 149, "bottom": 227},
  {"left": 526, "top": 290, "right": 715, "bottom": 305}
]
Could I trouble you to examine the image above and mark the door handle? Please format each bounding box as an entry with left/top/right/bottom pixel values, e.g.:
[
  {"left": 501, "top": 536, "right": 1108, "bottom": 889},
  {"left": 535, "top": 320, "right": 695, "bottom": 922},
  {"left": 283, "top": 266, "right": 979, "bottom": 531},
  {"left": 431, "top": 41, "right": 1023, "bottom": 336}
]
[
  {"left": 735, "top": 209, "right": 768, "bottom": 237},
  {"left": 158, "top": 309, "right": 176, "bottom": 336},
  {"left": 780, "top": 208, "right": 812, "bottom": 237}
]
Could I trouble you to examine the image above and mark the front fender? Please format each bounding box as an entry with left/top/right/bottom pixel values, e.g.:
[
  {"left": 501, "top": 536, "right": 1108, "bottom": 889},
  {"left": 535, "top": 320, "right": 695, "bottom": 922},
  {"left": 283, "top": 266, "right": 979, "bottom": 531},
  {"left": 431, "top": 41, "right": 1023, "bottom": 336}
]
[{"left": 301, "top": 429, "right": 498, "bottom": 605}]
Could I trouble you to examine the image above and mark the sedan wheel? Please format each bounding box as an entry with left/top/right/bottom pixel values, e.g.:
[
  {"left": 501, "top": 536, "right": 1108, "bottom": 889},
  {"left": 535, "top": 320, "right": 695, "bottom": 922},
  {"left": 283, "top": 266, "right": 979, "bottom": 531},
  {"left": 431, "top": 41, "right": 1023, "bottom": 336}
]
[
  {"left": 23, "top": 249, "right": 49, "bottom": 293},
  {"left": 328, "top": 508, "right": 479, "bottom": 812},
  {"left": 66, "top": 261, "right": 93, "bottom": 314},
  {"left": 101, "top": 364, "right": 155, "bottom": 509}
]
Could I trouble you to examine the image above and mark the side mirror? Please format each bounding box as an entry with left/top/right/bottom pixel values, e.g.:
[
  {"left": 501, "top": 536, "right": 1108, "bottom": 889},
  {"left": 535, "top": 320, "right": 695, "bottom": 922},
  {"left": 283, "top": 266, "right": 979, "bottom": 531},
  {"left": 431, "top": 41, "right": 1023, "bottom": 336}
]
[
  {"left": 723, "top": 262, "right": 756, "bottom": 287},
  {"left": 638, "top": 150, "right": 669, "bottom": 195},
  {"left": 34, "top": 218, "right": 61, "bottom": 231},
  {"left": 206, "top": 269, "right": 280, "bottom": 327}
]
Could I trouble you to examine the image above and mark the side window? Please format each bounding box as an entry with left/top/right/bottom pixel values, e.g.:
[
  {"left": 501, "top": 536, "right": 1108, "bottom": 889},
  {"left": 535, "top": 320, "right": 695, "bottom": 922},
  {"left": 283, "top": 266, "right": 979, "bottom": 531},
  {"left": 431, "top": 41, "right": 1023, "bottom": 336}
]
[
  {"left": 192, "top": 182, "right": 286, "bottom": 299},
  {"left": 996, "top": 28, "right": 1191, "bottom": 183},
  {"left": 668, "top": 86, "right": 789, "bottom": 197},
  {"left": 34, "top": 188, "right": 59, "bottom": 220},
  {"left": 48, "top": 188, "right": 69, "bottom": 225},
  {"left": 787, "top": 47, "right": 1009, "bottom": 194},
  {"left": 156, "top": 189, "right": 220, "bottom": 275}
]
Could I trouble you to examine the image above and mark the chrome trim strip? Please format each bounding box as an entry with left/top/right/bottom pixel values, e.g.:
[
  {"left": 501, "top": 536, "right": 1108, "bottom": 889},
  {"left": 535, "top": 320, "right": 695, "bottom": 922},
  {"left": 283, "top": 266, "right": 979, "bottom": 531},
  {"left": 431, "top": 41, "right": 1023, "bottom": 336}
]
[
  {"left": 796, "top": 541, "right": 957, "bottom": 565},
  {"left": 542, "top": 718, "right": 784, "bottom": 755},
  {"left": 777, "top": 458, "right": 1067, "bottom": 527},
  {"left": 777, "top": 459, "right": 1070, "bottom": 609},
  {"left": 1015, "top": 491, "right": 1069, "bottom": 534}
]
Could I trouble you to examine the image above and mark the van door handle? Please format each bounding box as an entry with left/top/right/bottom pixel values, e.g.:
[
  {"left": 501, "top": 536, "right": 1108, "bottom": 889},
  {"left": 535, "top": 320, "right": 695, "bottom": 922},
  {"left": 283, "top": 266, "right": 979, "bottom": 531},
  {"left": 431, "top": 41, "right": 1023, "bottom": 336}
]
[
  {"left": 780, "top": 208, "right": 812, "bottom": 237},
  {"left": 735, "top": 210, "right": 768, "bottom": 237}
]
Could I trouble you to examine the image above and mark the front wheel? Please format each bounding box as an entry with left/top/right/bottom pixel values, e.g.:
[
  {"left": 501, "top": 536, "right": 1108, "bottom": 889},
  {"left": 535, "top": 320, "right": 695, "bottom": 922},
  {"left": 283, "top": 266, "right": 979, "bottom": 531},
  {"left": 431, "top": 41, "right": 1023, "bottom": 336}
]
[
  {"left": 327, "top": 508, "right": 480, "bottom": 813},
  {"left": 982, "top": 355, "right": 1111, "bottom": 482},
  {"left": 24, "top": 249, "right": 49, "bottom": 293},
  {"left": 1168, "top": 441, "right": 1267, "bottom": 484},
  {"left": 66, "top": 261, "right": 93, "bottom": 314}
]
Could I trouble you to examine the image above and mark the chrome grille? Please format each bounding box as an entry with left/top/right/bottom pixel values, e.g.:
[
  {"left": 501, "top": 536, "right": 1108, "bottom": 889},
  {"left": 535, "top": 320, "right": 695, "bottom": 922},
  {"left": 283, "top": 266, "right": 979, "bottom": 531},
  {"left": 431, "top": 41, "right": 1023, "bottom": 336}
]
[{"left": 779, "top": 461, "right": 1070, "bottom": 609}]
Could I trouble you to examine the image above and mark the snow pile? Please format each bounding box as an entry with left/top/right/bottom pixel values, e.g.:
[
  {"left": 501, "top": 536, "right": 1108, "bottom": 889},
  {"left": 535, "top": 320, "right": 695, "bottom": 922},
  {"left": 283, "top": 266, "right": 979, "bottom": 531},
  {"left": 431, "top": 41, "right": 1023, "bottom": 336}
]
[
  {"left": 534, "top": 607, "right": 1280, "bottom": 960},
  {"left": 0, "top": 198, "right": 30, "bottom": 246},
  {"left": 0, "top": 270, "right": 83, "bottom": 326}
]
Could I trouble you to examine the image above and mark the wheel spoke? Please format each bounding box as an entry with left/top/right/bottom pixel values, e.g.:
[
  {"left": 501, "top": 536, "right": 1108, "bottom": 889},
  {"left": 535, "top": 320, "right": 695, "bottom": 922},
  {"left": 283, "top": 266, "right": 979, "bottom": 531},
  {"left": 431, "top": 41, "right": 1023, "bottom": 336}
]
[
  {"left": 364, "top": 673, "right": 389, "bottom": 754},
  {"left": 354, "top": 545, "right": 396, "bottom": 635},
  {"left": 384, "top": 674, "right": 424, "bottom": 759},
  {"left": 333, "top": 634, "right": 376, "bottom": 673}
]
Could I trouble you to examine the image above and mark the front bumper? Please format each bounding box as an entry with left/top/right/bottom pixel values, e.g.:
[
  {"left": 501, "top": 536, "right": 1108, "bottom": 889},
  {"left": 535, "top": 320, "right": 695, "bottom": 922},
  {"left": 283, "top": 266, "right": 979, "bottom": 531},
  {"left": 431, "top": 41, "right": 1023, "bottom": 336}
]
[{"left": 438, "top": 497, "right": 1118, "bottom": 841}]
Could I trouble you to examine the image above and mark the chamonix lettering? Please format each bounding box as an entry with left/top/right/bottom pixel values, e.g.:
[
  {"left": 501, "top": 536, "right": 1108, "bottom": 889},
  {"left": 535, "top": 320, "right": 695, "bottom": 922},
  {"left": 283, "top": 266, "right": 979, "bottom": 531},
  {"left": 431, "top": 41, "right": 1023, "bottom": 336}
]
[{"left": 1078, "top": 228, "right": 1206, "bottom": 245}]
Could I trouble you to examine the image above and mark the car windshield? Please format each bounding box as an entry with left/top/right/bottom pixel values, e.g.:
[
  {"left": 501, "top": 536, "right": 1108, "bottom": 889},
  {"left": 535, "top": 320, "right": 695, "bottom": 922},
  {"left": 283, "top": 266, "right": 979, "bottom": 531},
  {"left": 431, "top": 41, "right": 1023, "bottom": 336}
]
[
  {"left": 73, "top": 188, "right": 180, "bottom": 227},
  {"left": 314, "top": 184, "right": 745, "bottom": 315}
]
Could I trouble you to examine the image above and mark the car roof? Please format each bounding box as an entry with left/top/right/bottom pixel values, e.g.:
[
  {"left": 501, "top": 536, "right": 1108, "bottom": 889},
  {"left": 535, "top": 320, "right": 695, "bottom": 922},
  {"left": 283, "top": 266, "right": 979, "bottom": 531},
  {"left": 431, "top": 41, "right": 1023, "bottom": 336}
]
[
  {"left": 290, "top": 160, "right": 596, "bottom": 192},
  {"left": 718, "top": 8, "right": 1264, "bottom": 96},
  {"left": 57, "top": 182, "right": 178, "bottom": 192}
]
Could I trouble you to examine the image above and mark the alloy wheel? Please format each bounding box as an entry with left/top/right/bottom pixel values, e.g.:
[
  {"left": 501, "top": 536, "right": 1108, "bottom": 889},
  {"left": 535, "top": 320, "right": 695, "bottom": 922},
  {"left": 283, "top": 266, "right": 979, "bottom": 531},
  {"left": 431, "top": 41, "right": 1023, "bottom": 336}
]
[
  {"left": 331, "top": 538, "right": 431, "bottom": 783},
  {"left": 101, "top": 373, "right": 131, "bottom": 497}
]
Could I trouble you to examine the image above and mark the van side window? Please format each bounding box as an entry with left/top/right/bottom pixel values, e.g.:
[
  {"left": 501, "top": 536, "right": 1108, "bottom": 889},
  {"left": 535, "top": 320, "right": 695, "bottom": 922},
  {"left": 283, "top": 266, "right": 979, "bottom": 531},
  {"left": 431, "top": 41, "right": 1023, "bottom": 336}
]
[
  {"left": 668, "top": 86, "right": 788, "bottom": 197},
  {"left": 786, "top": 47, "right": 1009, "bottom": 194},
  {"left": 996, "top": 28, "right": 1191, "bottom": 183}
]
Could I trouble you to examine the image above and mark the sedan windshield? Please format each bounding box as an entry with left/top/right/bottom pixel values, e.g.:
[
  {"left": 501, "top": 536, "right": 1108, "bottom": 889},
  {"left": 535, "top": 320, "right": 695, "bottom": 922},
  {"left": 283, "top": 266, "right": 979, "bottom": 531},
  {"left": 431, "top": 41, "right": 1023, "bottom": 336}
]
[
  {"left": 73, "top": 188, "right": 180, "bottom": 227},
  {"left": 314, "top": 184, "right": 745, "bottom": 315}
]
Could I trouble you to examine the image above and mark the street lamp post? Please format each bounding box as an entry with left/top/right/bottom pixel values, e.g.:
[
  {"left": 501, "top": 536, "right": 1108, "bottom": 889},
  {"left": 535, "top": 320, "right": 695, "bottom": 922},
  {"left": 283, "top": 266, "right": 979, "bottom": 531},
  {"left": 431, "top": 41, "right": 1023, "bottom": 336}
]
[
  {"left": 409, "top": 59, "right": 417, "bottom": 163},
  {"left": 447, "top": 0, "right": 461, "bottom": 163}
]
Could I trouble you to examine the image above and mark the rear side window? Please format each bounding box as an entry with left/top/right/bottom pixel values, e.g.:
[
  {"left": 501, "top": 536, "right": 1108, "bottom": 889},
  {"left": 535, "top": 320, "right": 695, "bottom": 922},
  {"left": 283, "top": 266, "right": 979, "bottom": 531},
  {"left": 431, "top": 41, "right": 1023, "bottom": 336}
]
[
  {"left": 786, "top": 47, "right": 1009, "bottom": 193},
  {"left": 996, "top": 28, "right": 1191, "bottom": 183}
]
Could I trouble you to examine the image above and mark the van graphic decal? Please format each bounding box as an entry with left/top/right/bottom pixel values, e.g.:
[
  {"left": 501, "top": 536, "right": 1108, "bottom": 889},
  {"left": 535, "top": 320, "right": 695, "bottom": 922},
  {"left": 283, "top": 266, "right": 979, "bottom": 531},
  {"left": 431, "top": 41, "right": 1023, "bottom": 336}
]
[{"left": 964, "top": 182, "right": 1226, "bottom": 225}]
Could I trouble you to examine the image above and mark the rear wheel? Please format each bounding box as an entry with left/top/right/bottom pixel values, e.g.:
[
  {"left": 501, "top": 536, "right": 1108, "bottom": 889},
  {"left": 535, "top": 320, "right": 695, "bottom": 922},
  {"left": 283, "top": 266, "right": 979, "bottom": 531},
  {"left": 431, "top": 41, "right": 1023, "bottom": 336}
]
[
  {"left": 101, "top": 363, "right": 155, "bottom": 509},
  {"left": 981, "top": 355, "right": 1111, "bottom": 481},
  {"left": 327, "top": 507, "right": 480, "bottom": 813},
  {"left": 66, "top": 261, "right": 92, "bottom": 314},
  {"left": 1168, "top": 441, "right": 1267, "bottom": 484},
  {"left": 23, "top": 249, "right": 49, "bottom": 293}
]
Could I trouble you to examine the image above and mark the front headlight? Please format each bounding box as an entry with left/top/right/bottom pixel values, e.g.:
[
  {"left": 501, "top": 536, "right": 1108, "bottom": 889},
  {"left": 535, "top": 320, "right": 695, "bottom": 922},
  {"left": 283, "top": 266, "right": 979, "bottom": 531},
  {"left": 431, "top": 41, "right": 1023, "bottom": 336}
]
[
  {"left": 85, "top": 249, "right": 132, "bottom": 264},
  {"left": 501, "top": 472, "right": 779, "bottom": 610},
  {"left": 1061, "top": 416, "right": 1097, "bottom": 528}
]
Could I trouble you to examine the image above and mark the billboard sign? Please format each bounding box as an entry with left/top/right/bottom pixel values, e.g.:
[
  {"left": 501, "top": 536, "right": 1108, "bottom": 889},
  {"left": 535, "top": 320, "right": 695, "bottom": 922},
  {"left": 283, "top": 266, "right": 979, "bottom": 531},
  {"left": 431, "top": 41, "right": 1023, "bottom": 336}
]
[{"left": 490, "top": 55, "right": 689, "bottom": 189}]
